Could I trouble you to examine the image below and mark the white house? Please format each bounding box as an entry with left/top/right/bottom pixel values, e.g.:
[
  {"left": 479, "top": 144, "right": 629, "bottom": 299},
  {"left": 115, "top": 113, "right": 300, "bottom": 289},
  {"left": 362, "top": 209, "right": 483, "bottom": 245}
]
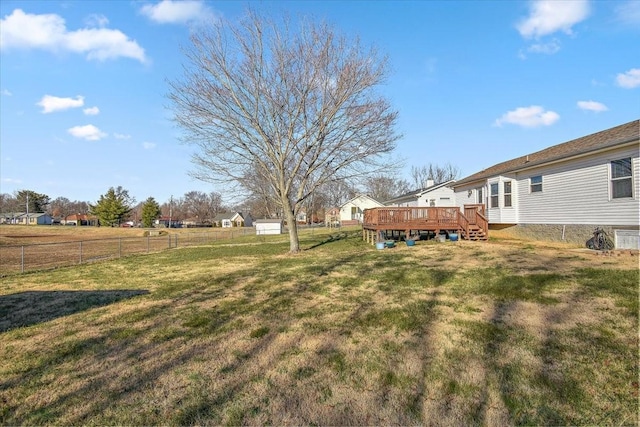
[
  {"left": 384, "top": 180, "right": 457, "bottom": 207},
  {"left": 339, "top": 194, "right": 384, "bottom": 225},
  {"left": 255, "top": 218, "right": 283, "bottom": 235},
  {"left": 453, "top": 119, "right": 639, "bottom": 247},
  {"left": 213, "top": 212, "right": 252, "bottom": 228}
]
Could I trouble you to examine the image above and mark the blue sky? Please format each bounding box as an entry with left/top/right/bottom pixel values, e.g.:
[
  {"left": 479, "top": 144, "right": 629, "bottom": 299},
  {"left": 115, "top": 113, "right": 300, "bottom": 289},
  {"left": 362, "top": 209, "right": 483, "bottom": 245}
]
[{"left": 1, "top": 0, "right": 638, "bottom": 205}]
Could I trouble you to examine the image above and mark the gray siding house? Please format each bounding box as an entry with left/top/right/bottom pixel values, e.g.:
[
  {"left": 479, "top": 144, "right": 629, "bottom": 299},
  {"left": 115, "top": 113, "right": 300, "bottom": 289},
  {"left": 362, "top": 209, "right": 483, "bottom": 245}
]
[{"left": 453, "top": 119, "right": 639, "bottom": 247}]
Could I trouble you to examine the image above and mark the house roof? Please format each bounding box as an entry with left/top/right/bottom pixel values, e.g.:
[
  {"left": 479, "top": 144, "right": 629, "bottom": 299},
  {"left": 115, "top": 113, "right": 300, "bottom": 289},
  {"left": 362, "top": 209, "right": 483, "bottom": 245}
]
[
  {"left": 454, "top": 119, "right": 640, "bottom": 187},
  {"left": 385, "top": 180, "right": 456, "bottom": 204},
  {"left": 16, "top": 212, "right": 50, "bottom": 218},
  {"left": 212, "top": 212, "right": 240, "bottom": 221},
  {"left": 340, "top": 194, "right": 384, "bottom": 208}
]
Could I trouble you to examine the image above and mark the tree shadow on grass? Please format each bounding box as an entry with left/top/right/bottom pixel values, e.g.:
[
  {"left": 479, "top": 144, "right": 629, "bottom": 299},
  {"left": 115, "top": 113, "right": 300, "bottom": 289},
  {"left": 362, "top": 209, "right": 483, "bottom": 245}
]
[
  {"left": 304, "top": 231, "right": 359, "bottom": 250},
  {"left": 0, "top": 290, "right": 149, "bottom": 332}
]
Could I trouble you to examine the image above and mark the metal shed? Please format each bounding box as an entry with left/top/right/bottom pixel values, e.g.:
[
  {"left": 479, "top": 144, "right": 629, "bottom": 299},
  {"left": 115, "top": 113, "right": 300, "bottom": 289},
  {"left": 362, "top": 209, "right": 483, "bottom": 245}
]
[{"left": 255, "top": 219, "right": 283, "bottom": 235}]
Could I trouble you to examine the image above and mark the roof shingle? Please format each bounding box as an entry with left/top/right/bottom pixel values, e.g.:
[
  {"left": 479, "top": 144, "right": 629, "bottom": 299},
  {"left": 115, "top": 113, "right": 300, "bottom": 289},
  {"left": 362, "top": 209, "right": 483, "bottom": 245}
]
[{"left": 454, "top": 119, "right": 639, "bottom": 187}]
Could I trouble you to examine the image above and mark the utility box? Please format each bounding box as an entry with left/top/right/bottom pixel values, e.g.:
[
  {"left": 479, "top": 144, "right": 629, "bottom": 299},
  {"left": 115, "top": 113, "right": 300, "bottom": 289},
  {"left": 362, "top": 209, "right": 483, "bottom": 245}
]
[
  {"left": 615, "top": 230, "right": 640, "bottom": 250},
  {"left": 255, "top": 219, "right": 283, "bottom": 235}
]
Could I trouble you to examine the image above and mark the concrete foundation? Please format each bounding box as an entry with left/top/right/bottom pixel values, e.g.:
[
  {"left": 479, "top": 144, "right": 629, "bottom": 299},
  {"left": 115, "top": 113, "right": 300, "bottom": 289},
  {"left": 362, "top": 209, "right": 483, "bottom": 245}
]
[{"left": 491, "top": 223, "right": 639, "bottom": 248}]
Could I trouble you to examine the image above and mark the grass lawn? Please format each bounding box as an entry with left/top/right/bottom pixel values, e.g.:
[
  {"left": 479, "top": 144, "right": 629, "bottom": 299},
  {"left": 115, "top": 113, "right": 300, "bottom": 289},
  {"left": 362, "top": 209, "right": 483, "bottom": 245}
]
[{"left": 0, "top": 228, "right": 638, "bottom": 425}]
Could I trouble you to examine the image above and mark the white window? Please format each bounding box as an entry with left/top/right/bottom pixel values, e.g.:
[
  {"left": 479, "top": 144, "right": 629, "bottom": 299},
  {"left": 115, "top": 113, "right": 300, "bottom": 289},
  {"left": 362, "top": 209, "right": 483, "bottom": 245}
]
[
  {"left": 530, "top": 176, "right": 542, "bottom": 193},
  {"left": 611, "top": 158, "right": 632, "bottom": 199},
  {"left": 503, "top": 181, "right": 512, "bottom": 207},
  {"left": 490, "top": 183, "right": 499, "bottom": 208}
]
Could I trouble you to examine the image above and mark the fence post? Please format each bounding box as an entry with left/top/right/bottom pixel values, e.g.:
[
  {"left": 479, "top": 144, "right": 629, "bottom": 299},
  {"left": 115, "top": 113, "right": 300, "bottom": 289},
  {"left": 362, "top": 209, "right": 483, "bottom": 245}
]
[
  {"left": 147, "top": 235, "right": 150, "bottom": 253},
  {"left": 119, "top": 238, "right": 122, "bottom": 258},
  {"left": 168, "top": 233, "right": 171, "bottom": 249},
  {"left": 21, "top": 246, "right": 24, "bottom": 273},
  {"left": 175, "top": 234, "right": 178, "bottom": 248},
  {"left": 79, "top": 241, "right": 83, "bottom": 264}
]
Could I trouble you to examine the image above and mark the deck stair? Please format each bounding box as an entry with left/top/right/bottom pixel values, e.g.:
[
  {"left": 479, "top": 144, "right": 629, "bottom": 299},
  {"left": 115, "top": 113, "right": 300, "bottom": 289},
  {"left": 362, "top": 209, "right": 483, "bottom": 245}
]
[{"left": 464, "top": 225, "right": 488, "bottom": 241}]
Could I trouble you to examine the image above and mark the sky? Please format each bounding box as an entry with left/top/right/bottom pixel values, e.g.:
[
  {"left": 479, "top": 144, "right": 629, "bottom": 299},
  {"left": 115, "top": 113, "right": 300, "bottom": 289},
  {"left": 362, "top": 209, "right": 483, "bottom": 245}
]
[{"left": 1, "top": 0, "right": 639, "bottom": 206}]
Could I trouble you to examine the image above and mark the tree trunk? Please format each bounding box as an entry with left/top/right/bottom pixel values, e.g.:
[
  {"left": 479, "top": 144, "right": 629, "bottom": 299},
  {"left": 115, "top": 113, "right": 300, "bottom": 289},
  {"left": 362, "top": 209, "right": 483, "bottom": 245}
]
[{"left": 281, "top": 198, "right": 300, "bottom": 253}]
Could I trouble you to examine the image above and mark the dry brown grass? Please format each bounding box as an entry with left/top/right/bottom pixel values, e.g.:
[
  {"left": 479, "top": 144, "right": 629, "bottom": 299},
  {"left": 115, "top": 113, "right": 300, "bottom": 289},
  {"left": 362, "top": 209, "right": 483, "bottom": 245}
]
[
  {"left": 0, "top": 230, "right": 637, "bottom": 425},
  {"left": 0, "top": 224, "right": 236, "bottom": 246}
]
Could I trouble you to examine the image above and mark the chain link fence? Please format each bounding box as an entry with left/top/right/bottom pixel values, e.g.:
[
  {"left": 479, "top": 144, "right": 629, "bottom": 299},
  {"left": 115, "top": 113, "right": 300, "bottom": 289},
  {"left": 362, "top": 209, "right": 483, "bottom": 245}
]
[{"left": 0, "top": 229, "right": 253, "bottom": 275}]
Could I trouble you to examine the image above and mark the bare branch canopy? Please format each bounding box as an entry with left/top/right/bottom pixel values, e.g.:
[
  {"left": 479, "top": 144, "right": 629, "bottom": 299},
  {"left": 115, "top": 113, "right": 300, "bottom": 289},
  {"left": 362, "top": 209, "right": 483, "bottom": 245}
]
[{"left": 168, "top": 9, "right": 400, "bottom": 252}]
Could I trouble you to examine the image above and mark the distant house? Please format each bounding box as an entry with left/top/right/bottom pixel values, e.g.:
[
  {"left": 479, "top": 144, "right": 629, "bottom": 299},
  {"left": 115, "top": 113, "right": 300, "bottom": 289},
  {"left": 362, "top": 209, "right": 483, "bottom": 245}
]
[
  {"left": 212, "top": 212, "right": 252, "bottom": 228},
  {"left": 384, "top": 180, "right": 457, "bottom": 207},
  {"left": 155, "top": 216, "right": 180, "bottom": 228},
  {"left": 181, "top": 218, "right": 201, "bottom": 228},
  {"left": 62, "top": 214, "right": 98, "bottom": 226},
  {"left": 453, "top": 119, "right": 639, "bottom": 247},
  {"left": 296, "top": 208, "right": 307, "bottom": 224},
  {"left": 0, "top": 212, "right": 23, "bottom": 224},
  {"left": 255, "top": 218, "right": 283, "bottom": 235},
  {"left": 339, "top": 194, "right": 384, "bottom": 226},
  {"left": 13, "top": 213, "right": 53, "bottom": 225},
  {"left": 324, "top": 207, "right": 340, "bottom": 228}
]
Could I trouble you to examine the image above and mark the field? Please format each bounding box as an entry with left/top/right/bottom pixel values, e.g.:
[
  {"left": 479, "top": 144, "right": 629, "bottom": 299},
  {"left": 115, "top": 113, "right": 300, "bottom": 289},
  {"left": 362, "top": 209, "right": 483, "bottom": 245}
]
[
  {"left": 0, "top": 225, "right": 256, "bottom": 274},
  {"left": 1, "top": 226, "right": 638, "bottom": 425}
]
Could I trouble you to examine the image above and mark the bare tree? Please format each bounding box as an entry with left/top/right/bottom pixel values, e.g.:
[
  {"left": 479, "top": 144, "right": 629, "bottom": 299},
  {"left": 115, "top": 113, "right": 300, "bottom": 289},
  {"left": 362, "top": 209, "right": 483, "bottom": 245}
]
[
  {"left": 362, "top": 174, "right": 411, "bottom": 203},
  {"left": 0, "top": 193, "right": 20, "bottom": 214},
  {"left": 182, "top": 191, "right": 224, "bottom": 224},
  {"left": 49, "top": 197, "right": 72, "bottom": 218},
  {"left": 318, "top": 179, "right": 356, "bottom": 209},
  {"left": 161, "top": 197, "right": 186, "bottom": 221},
  {"left": 410, "top": 163, "right": 460, "bottom": 188},
  {"left": 169, "top": 9, "right": 400, "bottom": 252},
  {"left": 239, "top": 165, "right": 281, "bottom": 219}
]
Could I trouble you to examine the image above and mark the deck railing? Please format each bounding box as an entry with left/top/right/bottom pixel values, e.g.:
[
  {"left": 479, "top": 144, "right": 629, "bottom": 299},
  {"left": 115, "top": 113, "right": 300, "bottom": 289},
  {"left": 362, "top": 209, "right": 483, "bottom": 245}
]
[
  {"left": 363, "top": 205, "right": 488, "bottom": 238},
  {"left": 363, "top": 207, "right": 462, "bottom": 229}
]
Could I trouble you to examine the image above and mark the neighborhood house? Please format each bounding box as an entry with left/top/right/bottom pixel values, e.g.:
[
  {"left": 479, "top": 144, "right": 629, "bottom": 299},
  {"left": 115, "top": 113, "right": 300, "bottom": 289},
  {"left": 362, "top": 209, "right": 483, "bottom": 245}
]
[
  {"left": 384, "top": 180, "right": 457, "bottom": 208},
  {"left": 339, "top": 194, "right": 384, "bottom": 226}
]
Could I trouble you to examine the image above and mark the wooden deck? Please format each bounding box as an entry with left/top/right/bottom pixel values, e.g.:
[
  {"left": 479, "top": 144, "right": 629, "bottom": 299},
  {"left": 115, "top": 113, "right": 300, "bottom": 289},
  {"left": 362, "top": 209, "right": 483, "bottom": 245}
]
[{"left": 362, "top": 204, "right": 488, "bottom": 243}]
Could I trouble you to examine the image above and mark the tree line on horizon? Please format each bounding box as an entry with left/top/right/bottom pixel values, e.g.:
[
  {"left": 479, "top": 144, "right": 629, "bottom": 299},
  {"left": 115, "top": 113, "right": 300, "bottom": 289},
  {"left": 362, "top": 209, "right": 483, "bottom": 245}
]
[{"left": 0, "top": 163, "right": 458, "bottom": 228}]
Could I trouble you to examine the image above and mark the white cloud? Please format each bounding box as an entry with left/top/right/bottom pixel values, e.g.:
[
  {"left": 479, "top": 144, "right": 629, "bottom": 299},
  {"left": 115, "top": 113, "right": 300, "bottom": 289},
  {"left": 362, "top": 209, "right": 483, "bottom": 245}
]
[
  {"left": 140, "top": 0, "right": 214, "bottom": 24},
  {"left": 37, "top": 94, "right": 84, "bottom": 113},
  {"left": 615, "top": 1, "right": 640, "bottom": 25},
  {"left": 67, "top": 124, "right": 107, "bottom": 141},
  {"left": 494, "top": 106, "right": 560, "bottom": 128},
  {"left": 114, "top": 133, "right": 132, "bottom": 140},
  {"left": 142, "top": 141, "right": 156, "bottom": 149},
  {"left": 0, "top": 9, "right": 147, "bottom": 63},
  {"left": 84, "top": 13, "right": 109, "bottom": 28},
  {"left": 83, "top": 106, "right": 100, "bottom": 115},
  {"left": 517, "top": 0, "right": 590, "bottom": 39},
  {"left": 1, "top": 89, "right": 12, "bottom": 96},
  {"left": 577, "top": 100, "right": 608, "bottom": 112},
  {"left": 616, "top": 68, "right": 640, "bottom": 89},
  {"left": 527, "top": 39, "right": 561, "bottom": 55},
  {"left": 2, "top": 177, "right": 23, "bottom": 184}
]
